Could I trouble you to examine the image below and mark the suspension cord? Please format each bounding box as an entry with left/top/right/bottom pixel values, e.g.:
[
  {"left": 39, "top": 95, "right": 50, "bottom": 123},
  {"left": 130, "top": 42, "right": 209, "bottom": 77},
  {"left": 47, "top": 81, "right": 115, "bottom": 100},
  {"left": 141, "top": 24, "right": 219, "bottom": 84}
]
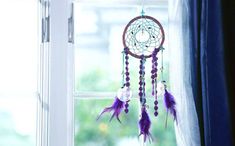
[
  {"left": 161, "top": 47, "right": 164, "bottom": 81},
  {"left": 122, "top": 51, "right": 125, "bottom": 86}
]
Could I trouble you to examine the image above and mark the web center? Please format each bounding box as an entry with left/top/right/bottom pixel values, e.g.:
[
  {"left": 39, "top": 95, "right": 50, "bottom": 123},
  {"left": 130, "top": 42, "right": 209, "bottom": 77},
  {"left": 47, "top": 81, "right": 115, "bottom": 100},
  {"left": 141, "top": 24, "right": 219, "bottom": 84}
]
[{"left": 135, "top": 30, "right": 150, "bottom": 43}]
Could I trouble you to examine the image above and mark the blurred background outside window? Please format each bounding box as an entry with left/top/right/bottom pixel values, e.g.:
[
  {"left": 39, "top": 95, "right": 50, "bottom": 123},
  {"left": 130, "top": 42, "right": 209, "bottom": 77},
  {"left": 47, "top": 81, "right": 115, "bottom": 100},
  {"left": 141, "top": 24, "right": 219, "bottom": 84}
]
[{"left": 74, "top": 1, "right": 176, "bottom": 146}]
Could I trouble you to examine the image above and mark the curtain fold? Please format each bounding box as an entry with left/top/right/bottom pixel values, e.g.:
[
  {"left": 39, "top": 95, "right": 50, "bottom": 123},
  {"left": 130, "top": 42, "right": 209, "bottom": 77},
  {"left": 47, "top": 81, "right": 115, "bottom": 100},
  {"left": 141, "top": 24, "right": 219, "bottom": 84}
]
[
  {"left": 189, "top": 0, "right": 235, "bottom": 146},
  {"left": 168, "top": 0, "right": 201, "bottom": 146},
  {"left": 222, "top": 0, "right": 235, "bottom": 142},
  {"left": 169, "top": 0, "right": 235, "bottom": 145}
]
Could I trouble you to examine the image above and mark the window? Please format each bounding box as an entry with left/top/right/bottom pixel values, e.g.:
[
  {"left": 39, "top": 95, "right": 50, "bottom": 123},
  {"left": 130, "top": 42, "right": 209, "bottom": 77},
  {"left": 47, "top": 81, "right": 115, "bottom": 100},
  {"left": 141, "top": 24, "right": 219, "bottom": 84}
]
[
  {"left": 74, "top": 1, "right": 176, "bottom": 146},
  {"left": 0, "top": 0, "right": 38, "bottom": 146},
  {"left": 0, "top": 1, "right": 178, "bottom": 146}
]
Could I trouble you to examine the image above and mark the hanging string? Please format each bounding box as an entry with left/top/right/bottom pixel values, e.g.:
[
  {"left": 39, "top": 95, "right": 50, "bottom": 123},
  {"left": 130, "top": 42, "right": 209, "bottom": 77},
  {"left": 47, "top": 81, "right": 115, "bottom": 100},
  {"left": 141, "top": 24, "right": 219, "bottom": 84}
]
[
  {"left": 139, "top": 55, "right": 146, "bottom": 106},
  {"left": 161, "top": 47, "right": 164, "bottom": 81},
  {"left": 124, "top": 48, "right": 130, "bottom": 113},
  {"left": 141, "top": 8, "right": 145, "bottom": 17},
  {"left": 122, "top": 50, "right": 125, "bottom": 86},
  {"left": 151, "top": 48, "right": 159, "bottom": 117},
  {"left": 140, "top": 0, "right": 145, "bottom": 107},
  {"left": 141, "top": 0, "right": 144, "bottom": 16}
]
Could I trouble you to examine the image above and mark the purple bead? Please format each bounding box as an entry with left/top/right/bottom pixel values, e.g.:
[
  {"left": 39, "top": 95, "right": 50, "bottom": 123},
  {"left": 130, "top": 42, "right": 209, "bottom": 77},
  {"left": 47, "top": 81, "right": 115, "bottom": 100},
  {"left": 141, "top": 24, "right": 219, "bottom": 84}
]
[
  {"left": 125, "top": 103, "right": 129, "bottom": 108},
  {"left": 154, "top": 106, "right": 158, "bottom": 110},
  {"left": 125, "top": 61, "right": 129, "bottom": 65},
  {"left": 154, "top": 112, "right": 158, "bottom": 116},
  {"left": 126, "top": 82, "right": 130, "bottom": 87},
  {"left": 152, "top": 80, "right": 155, "bottom": 84},
  {"left": 125, "top": 109, "right": 129, "bottom": 113},
  {"left": 154, "top": 100, "right": 158, "bottom": 105},
  {"left": 152, "top": 91, "right": 155, "bottom": 96},
  {"left": 125, "top": 67, "right": 129, "bottom": 70},
  {"left": 139, "top": 81, "right": 143, "bottom": 85},
  {"left": 139, "top": 87, "right": 143, "bottom": 90},
  {"left": 139, "top": 92, "right": 143, "bottom": 96},
  {"left": 151, "top": 75, "right": 154, "bottom": 79},
  {"left": 154, "top": 74, "right": 157, "bottom": 78},
  {"left": 125, "top": 56, "right": 129, "bottom": 59},
  {"left": 126, "top": 77, "right": 130, "bottom": 81},
  {"left": 125, "top": 72, "right": 129, "bottom": 76}
]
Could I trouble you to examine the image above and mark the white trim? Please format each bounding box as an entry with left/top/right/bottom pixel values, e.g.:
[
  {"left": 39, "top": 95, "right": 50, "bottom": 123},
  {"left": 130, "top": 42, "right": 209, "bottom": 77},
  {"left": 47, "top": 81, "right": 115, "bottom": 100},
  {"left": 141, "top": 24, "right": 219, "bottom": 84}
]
[
  {"left": 66, "top": 42, "right": 75, "bottom": 146},
  {"left": 74, "top": 91, "right": 164, "bottom": 99},
  {"left": 47, "top": 0, "right": 74, "bottom": 146}
]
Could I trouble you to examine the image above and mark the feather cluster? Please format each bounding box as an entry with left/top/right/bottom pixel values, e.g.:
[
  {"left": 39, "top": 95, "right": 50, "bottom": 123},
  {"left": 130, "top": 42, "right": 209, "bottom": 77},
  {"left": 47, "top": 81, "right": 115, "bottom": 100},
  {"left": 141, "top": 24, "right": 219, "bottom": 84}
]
[
  {"left": 97, "top": 87, "right": 131, "bottom": 123},
  {"left": 164, "top": 89, "right": 177, "bottom": 123},
  {"left": 97, "top": 97, "right": 124, "bottom": 123},
  {"left": 139, "top": 107, "right": 152, "bottom": 142}
]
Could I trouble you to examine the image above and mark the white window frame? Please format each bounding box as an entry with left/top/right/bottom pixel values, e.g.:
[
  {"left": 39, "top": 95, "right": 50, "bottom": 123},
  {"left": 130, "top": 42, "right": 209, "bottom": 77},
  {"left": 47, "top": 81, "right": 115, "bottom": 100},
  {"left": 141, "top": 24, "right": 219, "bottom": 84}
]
[{"left": 37, "top": 0, "right": 74, "bottom": 146}]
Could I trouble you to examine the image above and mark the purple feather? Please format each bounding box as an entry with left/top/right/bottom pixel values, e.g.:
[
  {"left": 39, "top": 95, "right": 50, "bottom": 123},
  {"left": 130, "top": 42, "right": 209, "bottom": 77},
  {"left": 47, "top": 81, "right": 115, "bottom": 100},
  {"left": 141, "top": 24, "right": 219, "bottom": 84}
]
[
  {"left": 164, "top": 89, "right": 177, "bottom": 124},
  {"left": 97, "top": 97, "right": 124, "bottom": 123},
  {"left": 139, "top": 107, "right": 153, "bottom": 142}
]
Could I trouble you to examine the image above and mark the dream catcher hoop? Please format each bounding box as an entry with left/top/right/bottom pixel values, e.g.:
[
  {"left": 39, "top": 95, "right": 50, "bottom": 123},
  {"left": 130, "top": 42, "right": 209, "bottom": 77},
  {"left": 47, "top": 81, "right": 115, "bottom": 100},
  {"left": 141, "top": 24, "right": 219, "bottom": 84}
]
[
  {"left": 97, "top": 12, "right": 177, "bottom": 143},
  {"left": 122, "top": 15, "right": 165, "bottom": 59}
]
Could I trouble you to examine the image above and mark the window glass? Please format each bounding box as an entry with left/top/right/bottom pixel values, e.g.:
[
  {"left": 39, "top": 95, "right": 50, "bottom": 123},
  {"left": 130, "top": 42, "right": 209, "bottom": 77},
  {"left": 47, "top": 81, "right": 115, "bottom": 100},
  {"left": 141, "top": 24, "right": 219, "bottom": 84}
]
[
  {"left": 75, "top": 97, "right": 176, "bottom": 146},
  {"left": 75, "top": 99, "right": 139, "bottom": 146},
  {"left": 0, "top": 1, "right": 37, "bottom": 146},
  {"left": 74, "top": 2, "right": 176, "bottom": 146},
  {"left": 74, "top": 4, "right": 169, "bottom": 92}
]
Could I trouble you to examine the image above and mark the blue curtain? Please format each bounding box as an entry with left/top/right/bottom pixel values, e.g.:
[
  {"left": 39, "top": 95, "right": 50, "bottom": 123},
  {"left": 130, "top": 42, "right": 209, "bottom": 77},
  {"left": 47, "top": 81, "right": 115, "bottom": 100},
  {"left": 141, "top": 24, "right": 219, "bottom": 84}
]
[{"left": 189, "top": 0, "right": 235, "bottom": 146}]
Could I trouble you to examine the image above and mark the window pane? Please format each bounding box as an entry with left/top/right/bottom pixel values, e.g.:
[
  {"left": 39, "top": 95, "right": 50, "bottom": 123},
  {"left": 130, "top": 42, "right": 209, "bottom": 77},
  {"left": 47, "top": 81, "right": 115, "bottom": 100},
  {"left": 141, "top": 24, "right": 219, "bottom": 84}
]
[
  {"left": 74, "top": 2, "right": 176, "bottom": 146},
  {"left": 75, "top": 98, "right": 176, "bottom": 146},
  {"left": 0, "top": 0, "right": 37, "bottom": 146},
  {"left": 0, "top": 95, "right": 36, "bottom": 146},
  {"left": 74, "top": 4, "right": 169, "bottom": 92},
  {"left": 75, "top": 99, "right": 140, "bottom": 146}
]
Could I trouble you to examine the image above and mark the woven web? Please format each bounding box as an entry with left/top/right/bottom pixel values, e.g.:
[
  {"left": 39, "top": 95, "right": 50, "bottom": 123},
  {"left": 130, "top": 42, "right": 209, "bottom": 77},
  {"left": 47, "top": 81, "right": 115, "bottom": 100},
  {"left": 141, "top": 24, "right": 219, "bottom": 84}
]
[{"left": 125, "top": 17, "right": 163, "bottom": 56}]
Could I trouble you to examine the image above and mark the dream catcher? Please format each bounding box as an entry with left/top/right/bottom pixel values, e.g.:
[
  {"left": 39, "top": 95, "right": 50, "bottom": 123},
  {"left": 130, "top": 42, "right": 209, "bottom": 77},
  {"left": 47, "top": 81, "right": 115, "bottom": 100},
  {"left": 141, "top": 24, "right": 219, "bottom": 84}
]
[{"left": 97, "top": 10, "right": 177, "bottom": 143}]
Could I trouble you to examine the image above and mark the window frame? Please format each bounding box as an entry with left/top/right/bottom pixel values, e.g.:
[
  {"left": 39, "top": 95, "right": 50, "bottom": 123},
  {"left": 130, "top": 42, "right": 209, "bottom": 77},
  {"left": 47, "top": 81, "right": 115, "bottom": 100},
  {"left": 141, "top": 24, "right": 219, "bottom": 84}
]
[{"left": 37, "top": 0, "right": 74, "bottom": 146}]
